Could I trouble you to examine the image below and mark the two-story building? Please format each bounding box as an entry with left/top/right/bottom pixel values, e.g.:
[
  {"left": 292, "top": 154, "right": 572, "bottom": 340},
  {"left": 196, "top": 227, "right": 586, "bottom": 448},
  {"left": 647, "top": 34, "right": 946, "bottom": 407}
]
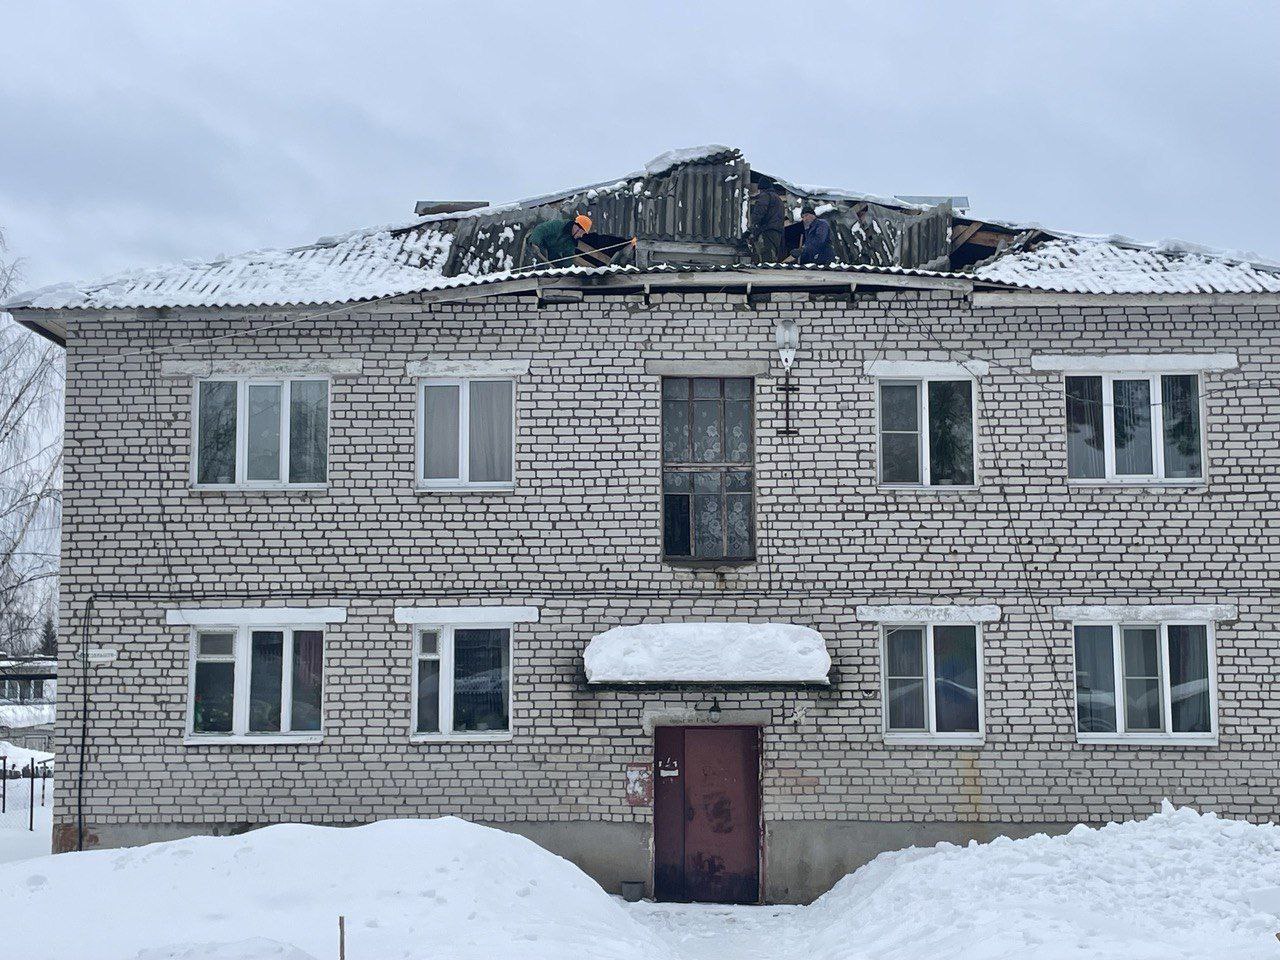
[{"left": 7, "top": 146, "right": 1280, "bottom": 903}]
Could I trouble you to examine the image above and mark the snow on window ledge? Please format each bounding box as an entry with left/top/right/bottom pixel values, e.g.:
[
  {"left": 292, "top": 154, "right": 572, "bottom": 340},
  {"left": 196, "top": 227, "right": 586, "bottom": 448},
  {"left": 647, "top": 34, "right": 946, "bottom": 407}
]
[
  {"left": 583, "top": 622, "right": 831, "bottom": 684},
  {"left": 856, "top": 604, "right": 1002, "bottom": 625},
  {"left": 1051, "top": 604, "right": 1237, "bottom": 623}
]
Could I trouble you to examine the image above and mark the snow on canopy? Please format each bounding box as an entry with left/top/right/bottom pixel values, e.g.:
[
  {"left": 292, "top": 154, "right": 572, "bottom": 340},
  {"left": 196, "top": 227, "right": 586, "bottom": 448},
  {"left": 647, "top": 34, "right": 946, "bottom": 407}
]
[
  {"left": 974, "top": 235, "right": 1280, "bottom": 294},
  {"left": 0, "top": 817, "right": 679, "bottom": 960},
  {"left": 583, "top": 622, "right": 831, "bottom": 684}
]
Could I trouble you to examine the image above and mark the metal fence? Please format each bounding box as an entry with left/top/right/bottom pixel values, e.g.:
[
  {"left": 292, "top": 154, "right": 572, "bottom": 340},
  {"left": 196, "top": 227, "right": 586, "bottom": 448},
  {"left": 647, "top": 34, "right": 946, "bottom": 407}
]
[{"left": 0, "top": 757, "right": 53, "bottom": 833}]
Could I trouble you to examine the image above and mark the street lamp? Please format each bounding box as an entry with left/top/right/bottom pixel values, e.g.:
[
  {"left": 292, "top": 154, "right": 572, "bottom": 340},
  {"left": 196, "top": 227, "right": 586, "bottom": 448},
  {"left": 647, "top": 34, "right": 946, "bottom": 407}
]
[{"left": 775, "top": 318, "right": 800, "bottom": 436}]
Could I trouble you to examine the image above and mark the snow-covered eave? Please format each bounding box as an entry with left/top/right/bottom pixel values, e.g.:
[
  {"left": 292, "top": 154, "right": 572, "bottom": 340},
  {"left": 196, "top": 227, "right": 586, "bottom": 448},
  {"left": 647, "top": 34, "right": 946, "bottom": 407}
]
[{"left": 585, "top": 675, "right": 832, "bottom": 689}]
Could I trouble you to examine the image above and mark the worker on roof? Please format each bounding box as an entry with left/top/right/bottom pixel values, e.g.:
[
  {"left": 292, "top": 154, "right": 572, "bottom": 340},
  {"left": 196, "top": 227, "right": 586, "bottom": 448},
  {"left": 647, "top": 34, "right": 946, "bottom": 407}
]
[
  {"left": 745, "top": 181, "right": 785, "bottom": 264},
  {"left": 786, "top": 205, "right": 835, "bottom": 266},
  {"left": 525, "top": 214, "right": 592, "bottom": 269}
]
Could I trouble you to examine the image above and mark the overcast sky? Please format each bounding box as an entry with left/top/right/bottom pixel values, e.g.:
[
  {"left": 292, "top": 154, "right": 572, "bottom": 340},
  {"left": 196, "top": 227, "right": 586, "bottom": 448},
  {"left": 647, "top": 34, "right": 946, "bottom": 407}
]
[{"left": 2, "top": 1, "right": 1278, "bottom": 290}]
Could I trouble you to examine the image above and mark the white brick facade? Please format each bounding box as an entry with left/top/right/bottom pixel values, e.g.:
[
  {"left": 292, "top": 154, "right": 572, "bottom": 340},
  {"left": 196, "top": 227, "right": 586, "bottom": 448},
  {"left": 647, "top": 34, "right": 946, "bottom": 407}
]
[{"left": 53, "top": 287, "right": 1280, "bottom": 899}]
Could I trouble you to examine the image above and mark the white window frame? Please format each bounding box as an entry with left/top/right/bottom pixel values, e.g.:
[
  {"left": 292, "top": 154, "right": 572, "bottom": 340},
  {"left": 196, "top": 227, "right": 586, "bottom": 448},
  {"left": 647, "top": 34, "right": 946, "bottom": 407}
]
[
  {"left": 1062, "top": 370, "right": 1207, "bottom": 484},
  {"left": 879, "top": 623, "right": 986, "bottom": 745},
  {"left": 408, "top": 620, "right": 515, "bottom": 742},
  {"left": 190, "top": 377, "right": 331, "bottom": 490},
  {"left": 1070, "top": 621, "right": 1218, "bottom": 746},
  {"left": 184, "top": 623, "right": 327, "bottom": 744},
  {"left": 416, "top": 377, "right": 517, "bottom": 491},
  {"left": 875, "top": 376, "right": 980, "bottom": 488}
]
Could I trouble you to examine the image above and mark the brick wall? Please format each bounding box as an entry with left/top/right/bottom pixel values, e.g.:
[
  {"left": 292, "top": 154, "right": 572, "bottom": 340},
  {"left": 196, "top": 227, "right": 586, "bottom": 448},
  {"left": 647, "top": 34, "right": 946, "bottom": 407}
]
[{"left": 54, "top": 288, "right": 1280, "bottom": 840}]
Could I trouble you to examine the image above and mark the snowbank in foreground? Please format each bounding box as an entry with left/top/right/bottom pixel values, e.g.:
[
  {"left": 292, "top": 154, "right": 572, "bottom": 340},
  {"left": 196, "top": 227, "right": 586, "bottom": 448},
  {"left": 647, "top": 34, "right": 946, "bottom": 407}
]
[
  {"left": 803, "top": 802, "right": 1280, "bottom": 960},
  {"left": 584, "top": 622, "right": 831, "bottom": 683},
  {"left": 0, "top": 818, "right": 678, "bottom": 960},
  {"left": 0, "top": 738, "right": 55, "bottom": 770}
]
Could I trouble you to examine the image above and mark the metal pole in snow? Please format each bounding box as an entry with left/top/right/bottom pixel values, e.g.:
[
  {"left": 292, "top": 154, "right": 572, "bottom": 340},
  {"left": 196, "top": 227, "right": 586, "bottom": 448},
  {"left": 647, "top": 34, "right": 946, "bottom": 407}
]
[
  {"left": 338, "top": 915, "right": 346, "bottom": 960},
  {"left": 1, "top": 758, "right": 6, "bottom": 813},
  {"left": 28, "top": 761, "right": 35, "bottom": 832}
]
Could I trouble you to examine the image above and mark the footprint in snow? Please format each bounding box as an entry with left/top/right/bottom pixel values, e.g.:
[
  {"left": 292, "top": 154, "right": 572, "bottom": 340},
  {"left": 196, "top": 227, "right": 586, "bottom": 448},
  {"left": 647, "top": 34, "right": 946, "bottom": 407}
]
[{"left": 26, "top": 875, "right": 47, "bottom": 888}]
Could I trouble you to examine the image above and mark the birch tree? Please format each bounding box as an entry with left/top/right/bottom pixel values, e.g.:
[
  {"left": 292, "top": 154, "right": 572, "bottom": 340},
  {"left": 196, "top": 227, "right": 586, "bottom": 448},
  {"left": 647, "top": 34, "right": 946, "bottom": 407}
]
[{"left": 0, "top": 227, "right": 63, "bottom": 655}]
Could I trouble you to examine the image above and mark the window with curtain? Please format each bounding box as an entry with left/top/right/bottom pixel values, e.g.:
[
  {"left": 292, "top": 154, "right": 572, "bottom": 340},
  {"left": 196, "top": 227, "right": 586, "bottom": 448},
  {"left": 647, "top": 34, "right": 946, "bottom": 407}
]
[
  {"left": 189, "top": 626, "right": 325, "bottom": 737},
  {"left": 1072, "top": 623, "right": 1214, "bottom": 739},
  {"left": 1064, "top": 373, "right": 1203, "bottom": 481},
  {"left": 419, "top": 378, "right": 515, "bottom": 487},
  {"left": 882, "top": 624, "right": 982, "bottom": 739},
  {"left": 413, "top": 625, "right": 511, "bottom": 737},
  {"left": 195, "top": 379, "right": 329, "bottom": 487},
  {"left": 878, "top": 379, "right": 975, "bottom": 486},
  {"left": 661, "top": 377, "right": 754, "bottom": 561}
]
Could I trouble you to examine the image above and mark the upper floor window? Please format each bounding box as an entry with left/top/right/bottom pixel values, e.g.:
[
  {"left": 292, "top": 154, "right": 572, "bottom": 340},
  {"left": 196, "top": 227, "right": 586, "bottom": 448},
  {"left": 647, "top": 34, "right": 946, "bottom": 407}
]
[
  {"left": 419, "top": 378, "right": 515, "bottom": 489},
  {"left": 877, "top": 378, "right": 975, "bottom": 486},
  {"left": 1073, "top": 622, "right": 1216, "bottom": 743},
  {"left": 661, "top": 376, "right": 754, "bottom": 561},
  {"left": 1065, "top": 373, "right": 1203, "bottom": 482},
  {"left": 195, "top": 378, "right": 328, "bottom": 488},
  {"left": 413, "top": 625, "right": 511, "bottom": 738},
  {"left": 188, "top": 625, "right": 325, "bottom": 739}
]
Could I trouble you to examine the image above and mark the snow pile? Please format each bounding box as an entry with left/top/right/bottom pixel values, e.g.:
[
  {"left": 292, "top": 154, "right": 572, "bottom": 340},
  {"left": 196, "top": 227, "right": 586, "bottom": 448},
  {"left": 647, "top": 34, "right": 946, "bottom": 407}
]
[
  {"left": 801, "top": 803, "right": 1280, "bottom": 960},
  {"left": 0, "top": 739, "right": 54, "bottom": 770},
  {"left": 0, "top": 817, "right": 678, "bottom": 960},
  {"left": 584, "top": 622, "right": 830, "bottom": 684}
]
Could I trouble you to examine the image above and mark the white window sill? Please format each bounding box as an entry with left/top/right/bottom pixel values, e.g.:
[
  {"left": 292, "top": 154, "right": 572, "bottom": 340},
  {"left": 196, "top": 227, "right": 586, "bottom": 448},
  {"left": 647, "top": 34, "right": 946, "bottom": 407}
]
[
  {"left": 1066, "top": 479, "right": 1205, "bottom": 489},
  {"left": 410, "top": 732, "right": 513, "bottom": 744},
  {"left": 190, "top": 484, "right": 328, "bottom": 493},
  {"left": 1077, "top": 734, "right": 1218, "bottom": 747},
  {"left": 415, "top": 483, "right": 516, "bottom": 494},
  {"left": 184, "top": 734, "right": 325, "bottom": 746},
  {"left": 878, "top": 484, "right": 980, "bottom": 494},
  {"left": 883, "top": 734, "right": 984, "bottom": 747}
]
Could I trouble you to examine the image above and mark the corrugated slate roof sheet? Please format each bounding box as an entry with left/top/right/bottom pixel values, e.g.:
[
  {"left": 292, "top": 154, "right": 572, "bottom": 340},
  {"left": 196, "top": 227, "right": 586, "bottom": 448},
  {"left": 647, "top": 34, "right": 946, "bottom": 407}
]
[{"left": 972, "top": 237, "right": 1280, "bottom": 295}]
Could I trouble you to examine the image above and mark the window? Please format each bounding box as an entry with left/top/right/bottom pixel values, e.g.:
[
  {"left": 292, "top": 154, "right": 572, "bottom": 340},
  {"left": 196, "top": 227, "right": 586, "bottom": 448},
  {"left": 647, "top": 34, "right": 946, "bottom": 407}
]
[
  {"left": 878, "top": 379, "right": 976, "bottom": 486},
  {"left": 1065, "top": 373, "right": 1203, "bottom": 481},
  {"left": 1073, "top": 622, "right": 1216, "bottom": 742},
  {"left": 882, "top": 624, "right": 983, "bottom": 742},
  {"left": 412, "top": 625, "right": 511, "bottom": 738},
  {"left": 188, "top": 626, "right": 324, "bottom": 739},
  {"left": 419, "top": 378, "right": 515, "bottom": 488},
  {"left": 194, "top": 378, "right": 328, "bottom": 487},
  {"left": 661, "top": 376, "right": 754, "bottom": 561}
]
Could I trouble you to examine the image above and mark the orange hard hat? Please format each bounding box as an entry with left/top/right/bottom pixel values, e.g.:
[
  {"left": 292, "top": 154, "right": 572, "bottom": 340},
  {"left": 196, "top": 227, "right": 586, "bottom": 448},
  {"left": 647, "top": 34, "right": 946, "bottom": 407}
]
[{"left": 574, "top": 214, "right": 593, "bottom": 233}]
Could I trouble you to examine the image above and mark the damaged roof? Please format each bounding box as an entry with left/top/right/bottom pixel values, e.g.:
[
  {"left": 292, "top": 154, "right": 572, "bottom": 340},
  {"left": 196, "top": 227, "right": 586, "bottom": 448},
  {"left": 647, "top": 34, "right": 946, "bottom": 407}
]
[{"left": 7, "top": 144, "right": 1280, "bottom": 324}]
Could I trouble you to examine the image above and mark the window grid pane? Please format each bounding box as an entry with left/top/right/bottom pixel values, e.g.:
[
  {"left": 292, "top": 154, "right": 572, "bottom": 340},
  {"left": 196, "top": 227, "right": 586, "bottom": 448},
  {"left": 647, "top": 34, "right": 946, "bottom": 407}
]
[
  {"left": 927, "top": 380, "right": 974, "bottom": 485},
  {"left": 1065, "top": 376, "right": 1105, "bottom": 479},
  {"left": 1161, "top": 375, "right": 1202, "bottom": 480},
  {"left": 932, "top": 626, "right": 980, "bottom": 733},
  {"left": 288, "top": 380, "right": 328, "bottom": 484},
  {"left": 452, "top": 628, "right": 509, "bottom": 733},
  {"left": 1121, "top": 626, "right": 1162, "bottom": 731},
  {"left": 1073, "top": 626, "right": 1117, "bottom": 733},
  {"left": 248, "top": 630, "right": 284, "bottom": 732},
  {"left": 1168, "top": 625, "right": 1211, "bottom": 734},
  {"left": 661, "top": 377, "right": 754, "bottom": 560},
  {"left": 246, "top": 384, "right": 283, "bottom": 481},
  {"left": 196, "top": 381, "right": 237, "bottom": 485},
  {"left": 468, "top": 380, "right": 514, "bottom": 483},
  {"left": 290, "top": 630, "right": 323, "bottom": 732},
  {"left": 422, "top": 384, "right": 461, "bottom": 480},
  {"left": 885, "top": 628, "right": 926, "bottom": 731},
  {"left": 1112, "top": 378, "right": 1154, "bottom": 476},
  {"left": 879, "top": 382, "right": 921, "bottom": 483}
]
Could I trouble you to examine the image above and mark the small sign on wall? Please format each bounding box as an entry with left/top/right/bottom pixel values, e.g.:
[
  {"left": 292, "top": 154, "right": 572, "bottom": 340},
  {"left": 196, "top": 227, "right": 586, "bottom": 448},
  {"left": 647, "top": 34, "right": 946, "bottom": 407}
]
[{"left": 625, "top": 762, "right": 653, "bottom": 807}]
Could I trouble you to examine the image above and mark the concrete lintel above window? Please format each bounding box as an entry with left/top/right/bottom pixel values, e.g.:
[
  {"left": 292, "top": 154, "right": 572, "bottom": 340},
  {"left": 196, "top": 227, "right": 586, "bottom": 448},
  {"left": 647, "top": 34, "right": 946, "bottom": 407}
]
[
  {"left": 863, "top": 359, "right": 989, "bottom": 378},
  {"left": 166, "top": 606, "right": 348, "bottom": 626},
  {"left": 644, "top": 359, "right": 770, "bottom": 377},
  {"left": 1051, "top": 603, "right": 1238, "bottom": 623},
  {"left": 856, "top": 604, "right": 1002, "bottom": 624},
  {"left": 160, "top": 358, "right": 363, "bottom": 378},
  {"left": 406, "top": 358, "right": 532, "bottom": 378},
  {"left": 393, "top": 605, "right": 540, "bottom": 625},
  {"left": 1030, "top": 353, "right": 1238, "bottom": 373}
]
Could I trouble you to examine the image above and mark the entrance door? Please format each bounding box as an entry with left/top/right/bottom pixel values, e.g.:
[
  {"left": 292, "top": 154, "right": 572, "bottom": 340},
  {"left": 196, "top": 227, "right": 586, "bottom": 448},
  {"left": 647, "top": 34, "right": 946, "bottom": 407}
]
[{"left": 653, "top": 725, "right": 761, "bottom": 904}]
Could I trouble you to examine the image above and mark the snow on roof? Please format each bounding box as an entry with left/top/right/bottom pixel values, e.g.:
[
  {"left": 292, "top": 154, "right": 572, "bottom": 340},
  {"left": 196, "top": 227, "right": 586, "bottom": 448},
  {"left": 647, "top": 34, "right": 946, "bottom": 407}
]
[
  {"left": 0, "top": 702, "right": 55, "bottom": 728},
  {"left": 973, "top": 236, "right": 1280, "bottom": 295},
  {"left": 9, "top": 225, "right": 453, "bottom": 311},
  {"left": 583, "top": 622, "right": 831, "bottom": 684}
]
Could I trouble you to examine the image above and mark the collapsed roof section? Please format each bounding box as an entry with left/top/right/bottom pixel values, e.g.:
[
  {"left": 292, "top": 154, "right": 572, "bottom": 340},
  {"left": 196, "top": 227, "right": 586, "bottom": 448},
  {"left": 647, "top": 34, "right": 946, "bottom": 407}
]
[{"left": 7, "top": 144, "right": 1280, "bottom": 340}]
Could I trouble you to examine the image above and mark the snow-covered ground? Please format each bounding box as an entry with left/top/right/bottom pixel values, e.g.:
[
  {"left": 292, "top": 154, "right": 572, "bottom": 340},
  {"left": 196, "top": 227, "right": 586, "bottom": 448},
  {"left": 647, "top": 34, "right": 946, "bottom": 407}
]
[
  {"left": 0, "top": 777, "right": 53, "bottom": 863},
  {"left": 2, "top": 805, "right": 1278, "bottom": 959},
  {"left": 1, "top": 737, "right": 55, "bottom": 771}
]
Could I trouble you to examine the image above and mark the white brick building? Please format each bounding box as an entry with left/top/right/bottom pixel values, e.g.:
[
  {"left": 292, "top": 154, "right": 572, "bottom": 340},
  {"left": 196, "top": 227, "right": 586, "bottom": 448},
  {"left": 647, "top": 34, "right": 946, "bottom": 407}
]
[{"left": 8, "top": 147, "right": 1280, "bottom": 903}]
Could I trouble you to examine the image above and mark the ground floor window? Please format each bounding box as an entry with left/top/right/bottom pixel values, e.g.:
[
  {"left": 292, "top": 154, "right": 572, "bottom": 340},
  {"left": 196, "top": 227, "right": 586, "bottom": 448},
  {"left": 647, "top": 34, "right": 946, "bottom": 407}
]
[
  {"left": 189, "top": 626, "right": 324, "bottom": 737},
  {"left": 882, "top": 623, "right": 983, "bottom": 741},
  {"left": 1073, "top": 622, "right": 1215, "bottom": 741},
  {"left": 413, "top": 625, "right": 511, "bottom": 737}
]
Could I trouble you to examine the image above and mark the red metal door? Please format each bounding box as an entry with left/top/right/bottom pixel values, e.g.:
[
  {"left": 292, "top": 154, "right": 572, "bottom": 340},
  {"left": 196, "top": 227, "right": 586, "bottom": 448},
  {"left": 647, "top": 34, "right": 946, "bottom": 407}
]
[{"left": 653, "top": 725, "right": 760, "bottom": 904}]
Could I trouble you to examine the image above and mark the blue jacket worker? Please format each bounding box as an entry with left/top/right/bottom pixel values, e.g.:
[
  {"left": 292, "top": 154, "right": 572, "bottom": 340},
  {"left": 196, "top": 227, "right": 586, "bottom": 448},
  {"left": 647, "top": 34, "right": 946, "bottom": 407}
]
[{"left": 789, "top": 206, "right": 835, "bottom": 265}]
